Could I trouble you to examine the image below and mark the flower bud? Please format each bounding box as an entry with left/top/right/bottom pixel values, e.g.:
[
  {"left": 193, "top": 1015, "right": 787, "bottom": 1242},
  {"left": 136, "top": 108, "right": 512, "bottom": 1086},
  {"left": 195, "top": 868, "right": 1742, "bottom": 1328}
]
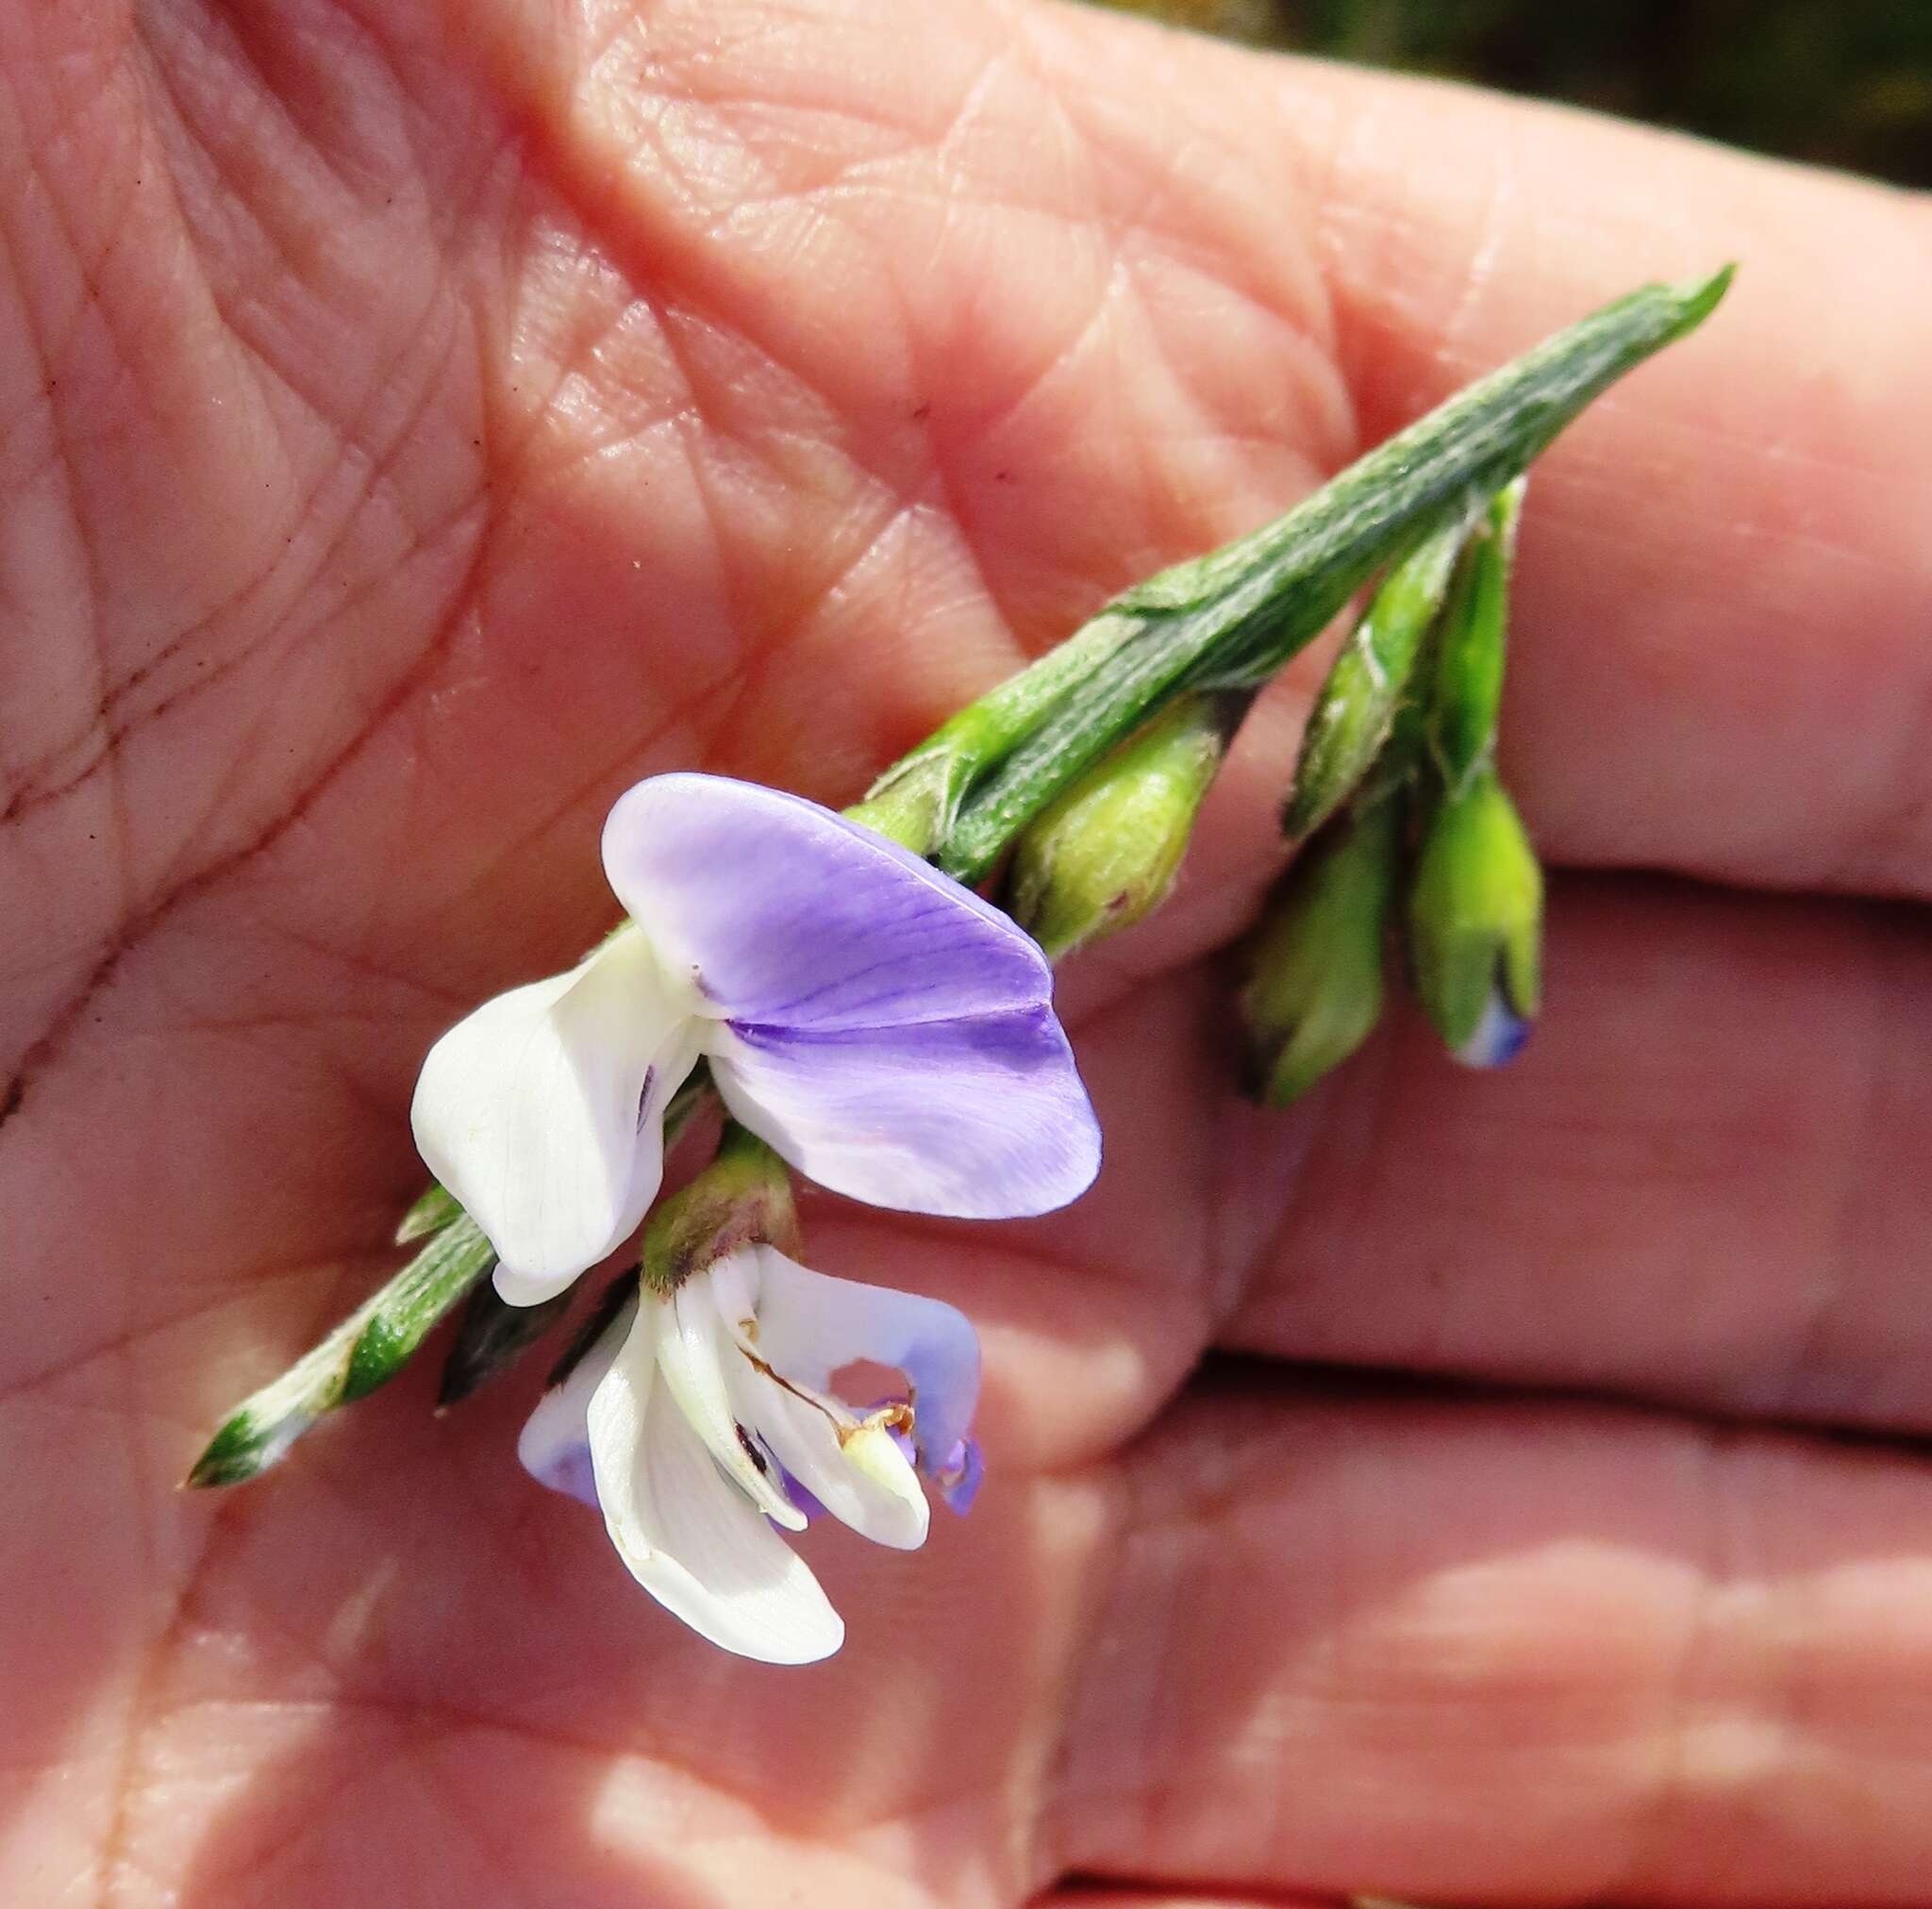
[
  {"left": 1007, "top": 693, "right": 1233, "bottom": 960},
  {"left": 1407, "top": 771, "right": 1542, "bottom": 1066},
  {"left": 1283, "top": 502, "right": 1476, "bottom": 842},
  {"left": 1240, "top": 796, "right": 1400, "bottom": 1105}
]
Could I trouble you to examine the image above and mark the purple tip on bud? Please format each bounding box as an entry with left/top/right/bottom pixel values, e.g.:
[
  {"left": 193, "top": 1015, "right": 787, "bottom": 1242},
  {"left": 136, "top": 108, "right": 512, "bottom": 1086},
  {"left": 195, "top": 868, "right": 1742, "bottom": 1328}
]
[{"left": 1455, "top": 990, "right": 1532, "bottom": 1070}]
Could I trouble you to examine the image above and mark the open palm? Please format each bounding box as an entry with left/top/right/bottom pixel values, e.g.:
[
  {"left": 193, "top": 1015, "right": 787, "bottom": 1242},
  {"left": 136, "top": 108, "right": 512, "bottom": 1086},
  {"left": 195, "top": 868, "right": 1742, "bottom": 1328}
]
[{"left": 5, "top": 2, "right": 1931, "bottom": 1903}]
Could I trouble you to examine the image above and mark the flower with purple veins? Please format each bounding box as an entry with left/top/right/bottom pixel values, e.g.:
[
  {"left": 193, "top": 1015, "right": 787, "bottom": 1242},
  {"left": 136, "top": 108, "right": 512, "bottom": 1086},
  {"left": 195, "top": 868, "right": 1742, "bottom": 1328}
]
[
  {"left": 410, "top": 773, "right": 1100, "bottom": 1306},
  {"left": 519, "top": 1244, "right": 983, "bottom": 1664}
]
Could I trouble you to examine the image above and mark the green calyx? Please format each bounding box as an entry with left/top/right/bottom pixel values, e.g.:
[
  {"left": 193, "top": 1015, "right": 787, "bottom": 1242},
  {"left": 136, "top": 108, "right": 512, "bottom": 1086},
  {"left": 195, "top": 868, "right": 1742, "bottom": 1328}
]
[
  {"left": 639, "top": 1122, "right": 800, "bottom": 1296},
  {"left": 1406, "top": 771, "right": 1543, "bottom": 1053},
  {"left": 186, "top": 1203, "right": 497, "bottom": 1488}
]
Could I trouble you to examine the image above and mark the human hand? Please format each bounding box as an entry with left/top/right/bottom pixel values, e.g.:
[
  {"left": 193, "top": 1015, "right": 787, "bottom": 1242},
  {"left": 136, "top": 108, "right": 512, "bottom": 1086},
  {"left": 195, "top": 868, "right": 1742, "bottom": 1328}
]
[{"left": 2, "top": 1, "right": 1928, "bottom": 1902}]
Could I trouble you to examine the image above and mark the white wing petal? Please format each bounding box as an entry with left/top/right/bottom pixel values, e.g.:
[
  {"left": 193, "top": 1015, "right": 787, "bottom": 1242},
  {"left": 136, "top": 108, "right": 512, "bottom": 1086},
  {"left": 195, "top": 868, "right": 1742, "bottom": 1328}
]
[{"left": 410, "top": 928, "right": 695, "bottom": 1303}]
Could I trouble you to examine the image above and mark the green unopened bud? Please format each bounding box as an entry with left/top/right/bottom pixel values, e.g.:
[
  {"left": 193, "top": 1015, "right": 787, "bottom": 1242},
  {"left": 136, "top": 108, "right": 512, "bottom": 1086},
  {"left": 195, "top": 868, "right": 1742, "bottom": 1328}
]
[
  {"left": 1427, "top": 477, "right": 1524, "bottom": 795},
  {"left": 1007, "top": 693, "right": 1232, "bottom": 958},
  {"left": 1283, "top": 501, "right": 1478, "bottom": 842},
  {"left": 1407, "top": 771, "right": 1542, "bottom": 1066},
  {"left": 1241, "top": 796, "right": 1401, "bottom": 1104},
  {"left": 640, "top": 1122, "right": 800, "bottom": 1295}
]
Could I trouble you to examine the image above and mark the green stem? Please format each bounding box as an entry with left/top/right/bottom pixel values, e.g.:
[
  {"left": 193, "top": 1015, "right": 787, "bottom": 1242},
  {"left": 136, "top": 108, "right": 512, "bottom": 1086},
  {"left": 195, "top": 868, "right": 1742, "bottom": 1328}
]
[
  {"left": 935, "top": 269, "right": 1730, "bottom": 883},
  {"left": 187, "top": 1068, "right": 715, "bottom": 1486}
]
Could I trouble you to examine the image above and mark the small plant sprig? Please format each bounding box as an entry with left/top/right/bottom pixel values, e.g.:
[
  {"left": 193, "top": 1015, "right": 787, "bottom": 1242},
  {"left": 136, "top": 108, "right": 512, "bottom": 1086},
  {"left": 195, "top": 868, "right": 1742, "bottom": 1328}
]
[{"left": 190, "top": 268, "right": 1731, "bottom": 1494}]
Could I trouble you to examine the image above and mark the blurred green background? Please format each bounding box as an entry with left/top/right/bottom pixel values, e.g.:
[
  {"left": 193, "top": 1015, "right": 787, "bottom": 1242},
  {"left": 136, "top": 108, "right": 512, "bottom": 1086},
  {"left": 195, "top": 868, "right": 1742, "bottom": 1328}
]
[{"left": 1098, "top": 0, "right": 1932, "bottom": 186}]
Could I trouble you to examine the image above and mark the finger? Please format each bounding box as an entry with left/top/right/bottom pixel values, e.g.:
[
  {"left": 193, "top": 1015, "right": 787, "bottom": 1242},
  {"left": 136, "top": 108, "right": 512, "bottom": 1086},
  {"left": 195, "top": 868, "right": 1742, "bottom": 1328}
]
[
  {"left": 1050, "top": 1380, "right": 1932, "bottom": 1909},
  {"left": 92, "top": 1328, "right": 1932, "bottom": 1906},
  {"left": 1027, "top": 8, "right": 1932, "bottom": 900},
  {"left": 1214, "top": 873, "right": 1932, "bottom": 1438},
  {"left": 1030, "top": 1893, "right": 1339, "bottom": 1908}
]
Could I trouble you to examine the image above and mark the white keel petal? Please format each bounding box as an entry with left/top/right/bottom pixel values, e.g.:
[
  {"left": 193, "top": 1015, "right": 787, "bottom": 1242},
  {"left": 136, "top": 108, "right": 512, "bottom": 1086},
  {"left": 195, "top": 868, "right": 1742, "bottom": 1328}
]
[{"left": 588, "top": 1325, "right": 842, "bottom": 1665}]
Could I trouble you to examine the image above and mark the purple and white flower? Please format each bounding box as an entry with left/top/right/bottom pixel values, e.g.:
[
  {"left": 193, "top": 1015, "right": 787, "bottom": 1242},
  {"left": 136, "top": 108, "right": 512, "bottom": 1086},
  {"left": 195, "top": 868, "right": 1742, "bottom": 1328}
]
[
  {"left": 519, "top": 1245, "right": 982, "bottom": 1663},
  {"left": 411, "top": 774, "right": 1100, "bottom": 1306}
]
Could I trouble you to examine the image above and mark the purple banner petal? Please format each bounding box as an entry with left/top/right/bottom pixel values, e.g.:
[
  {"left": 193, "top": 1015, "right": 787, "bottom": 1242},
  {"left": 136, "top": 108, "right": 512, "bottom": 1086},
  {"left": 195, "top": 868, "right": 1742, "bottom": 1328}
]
[
  {"left": 602, "top": 774, "right": 1101, "bottom": 1219},
  {"left": 716, "top": 1007, "right": 1098, "bottom": 1220}
]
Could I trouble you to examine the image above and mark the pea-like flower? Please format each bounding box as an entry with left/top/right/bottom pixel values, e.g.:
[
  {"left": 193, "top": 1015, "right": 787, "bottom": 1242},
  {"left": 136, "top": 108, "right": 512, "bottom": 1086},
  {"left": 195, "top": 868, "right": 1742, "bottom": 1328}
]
[
  {"left": 411, "top": 774, "right": 1100, "bottom": 1306},
  {"left": 519, "top": 1245, "right": 982, "bottom": 1663}
]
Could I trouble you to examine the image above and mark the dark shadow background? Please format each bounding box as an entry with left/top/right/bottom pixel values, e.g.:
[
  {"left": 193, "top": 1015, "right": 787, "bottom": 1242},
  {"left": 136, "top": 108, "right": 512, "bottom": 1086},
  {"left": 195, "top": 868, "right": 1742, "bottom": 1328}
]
[{"left": 1096, "top": 0, "right": 1932, "bottom": 189}]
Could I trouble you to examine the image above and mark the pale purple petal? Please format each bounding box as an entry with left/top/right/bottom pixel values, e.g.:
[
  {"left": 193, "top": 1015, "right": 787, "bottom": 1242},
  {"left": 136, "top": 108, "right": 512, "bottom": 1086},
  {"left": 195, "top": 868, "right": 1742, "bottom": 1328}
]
[
  {"left": 929, "top": 1436, "right": 983, "bottom": 1516},
  {"left": 746, "top": 1247, "right": 980, "bottom": 1469},
  {"left": 603, "top": 773, "right": 1041, "bottom": 1027},
  {"left": 516, "top": 1293, "right": 637, "bottom": 1510},
  {"left": 714, "top": 1008, "right": 1099, "bottom": 1220},
  {"left": 1455, "top": 988, "right": 1533, "bottom": 1070},
  {"left": 601, "top": 773, "right": 1100, "bottom": 1219}
]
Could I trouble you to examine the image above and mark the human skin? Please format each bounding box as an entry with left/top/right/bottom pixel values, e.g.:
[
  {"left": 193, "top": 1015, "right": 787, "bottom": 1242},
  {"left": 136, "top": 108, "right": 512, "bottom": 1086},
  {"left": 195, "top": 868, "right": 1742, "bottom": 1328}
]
[{"left": 2, "top": 0, "right": 1930, "bottom": 1902}]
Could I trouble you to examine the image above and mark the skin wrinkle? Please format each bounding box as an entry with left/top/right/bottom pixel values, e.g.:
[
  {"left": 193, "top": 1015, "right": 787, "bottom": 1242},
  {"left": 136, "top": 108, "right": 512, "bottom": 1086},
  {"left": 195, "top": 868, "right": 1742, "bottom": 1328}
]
[
  {"left": 81, "top": 367, "right": 478, "bottom": 853},
  {"left": 1617, "top": 1426, "right": 1817, "bottom": 1905},
  {"left": 511, "top": 19, "right": 1338, "bottom": 733},
  {"left": 691, "top": 489, "right": 938, "bottom": 788},
  {"left": 625, "top": 24, "right": 1238, "bottom": 669},
  {"left": 1054, "top": 1399, "right": 1913, "bottom": 1903},
  {"left": 0, "top": 503, "right": 492, "bottom": 1120},
  {"left": 0, "top": 241, "right": 109, "bottom": 826},
  {"left": 1615, "top": 1426, "right": 1724, "bottom": 1901},
  {"left": 1840, "top": 631, "right": 1932, "bottom": 896},
  {"left": 96, "top": 1467, "right": 244, "bottom": 1909},
  {"left": 1015, "top": 1470, "right": 1132, "bottom": 1900},
  {"left": 0, "top": 1256, "right": 362, "bottom": 1408},
  {"left": 1024, "top": 28, "right": 1349, "bottom": 488},
  {"left": 1224, "top": 1020, "right": 1406, "bottom": 1351},
  {"left": 566, "top": 289, "right": 938, "bottom": 766},
  {"left": 140, "top": 479, "right": 490, "bottom": 905},
  {"left": 0, "top": 78, "right": 484, "bottom": 922},
  {"left": 1046, "top": 1404, "right": 1280, "bottom": 1885},
  {"left": 1765, "top": 916, "right": 1884, "bottom": 1423},
  {"left": 0, "top": 119, "right": 493, "bottom": 1065}
]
